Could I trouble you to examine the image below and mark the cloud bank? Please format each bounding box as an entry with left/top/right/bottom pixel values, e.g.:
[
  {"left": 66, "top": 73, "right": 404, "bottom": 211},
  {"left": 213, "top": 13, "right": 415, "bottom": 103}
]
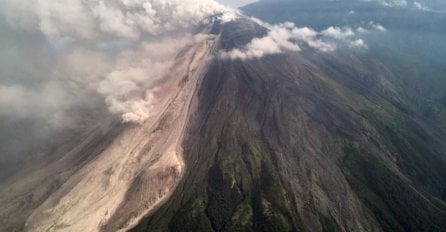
[{"left": 220, "top": 20, "right": 387, "bottom": 60}]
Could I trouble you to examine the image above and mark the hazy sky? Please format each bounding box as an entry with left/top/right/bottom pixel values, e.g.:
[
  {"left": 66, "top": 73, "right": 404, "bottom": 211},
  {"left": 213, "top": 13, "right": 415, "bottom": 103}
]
[{"left": 217, "top": 0, "right": 258, "bottom": 7}]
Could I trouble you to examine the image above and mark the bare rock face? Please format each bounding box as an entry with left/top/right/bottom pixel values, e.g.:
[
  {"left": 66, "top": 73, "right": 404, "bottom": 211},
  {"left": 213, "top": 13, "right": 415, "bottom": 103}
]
[{"left": 0, "top": 32, "right": 216, "bottom": 232}]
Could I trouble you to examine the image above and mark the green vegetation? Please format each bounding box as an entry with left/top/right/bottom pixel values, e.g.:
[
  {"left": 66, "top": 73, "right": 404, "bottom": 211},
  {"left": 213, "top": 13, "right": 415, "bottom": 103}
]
[
  {"left": 318, "top": 213, "right": 340, "bottom": 232},
  {"left": 132, "top": 118, "right": 303, "bottom": 232},
  {"left": 339, "top": 138, "right": 446, "bottom": 232},
  {"left": 363, "top": 111, "right": 446, "bottom": 199}
]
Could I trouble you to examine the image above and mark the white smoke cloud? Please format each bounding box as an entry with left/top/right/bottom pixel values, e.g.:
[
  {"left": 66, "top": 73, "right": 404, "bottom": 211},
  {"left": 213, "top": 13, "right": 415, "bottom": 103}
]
[
  {"left": 97, "top": 35, "right": 204, "bottom": 123},
  {"left": 0, "top": 0, "right": 235, "bottom": 124},
  {"left": 0, "top": 83, "right": 74, "bottom": 128}
]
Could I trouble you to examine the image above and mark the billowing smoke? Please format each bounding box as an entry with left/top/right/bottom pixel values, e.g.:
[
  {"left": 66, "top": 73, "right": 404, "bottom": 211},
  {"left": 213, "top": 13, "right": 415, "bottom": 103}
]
[
  {"left": 0, "top": 0, "right": 234, "bottom": 176},
  {"left": 0, "top": 0, "right": 234, "bottom": 124},
  {"left": 97, "top": 35, "right": 207, "bottom": 123}
]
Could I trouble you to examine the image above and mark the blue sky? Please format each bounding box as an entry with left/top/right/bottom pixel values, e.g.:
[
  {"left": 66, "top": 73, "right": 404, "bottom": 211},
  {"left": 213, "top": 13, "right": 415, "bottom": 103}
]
[{"left": 217, "top": 0, "right": 258, "bottom": 7}]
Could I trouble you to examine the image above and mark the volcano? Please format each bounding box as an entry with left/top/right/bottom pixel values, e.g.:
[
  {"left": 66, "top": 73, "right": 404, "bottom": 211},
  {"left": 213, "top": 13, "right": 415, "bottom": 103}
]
[{"left": 1, "top": 7, "right": 446, "bottom": 232}]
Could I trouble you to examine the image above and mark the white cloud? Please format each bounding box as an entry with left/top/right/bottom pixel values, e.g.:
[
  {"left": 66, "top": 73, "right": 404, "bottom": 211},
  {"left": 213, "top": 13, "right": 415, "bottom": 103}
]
[
  {"left": 356, "top": 27, "right": 369, "bottom": 33},
  {"left": 363, "top": 0, "right": 408, "bottom": 7},
  {"left": 320, "top": 26, "right": 371, "bottom": 49},
  {"left": 356, "top": 22, "right": 388, "bottom": 34},
  {"left": 369, "top": 22, "right": 387, "bottom": 32},
  {"left": 350, "top": 39, "right": 367, "bottom": 48},
  {"left": 321, "top": 27, "right": 355, "bottom": 40},
  {"left": 0, "top": 0, "right": 232, "bottom": 40},
  {"left": 220, "top": 20, "right": 375, "bottom": 60},
  {"left": 290, "top": 26, "right": 337, "bottom": 52},
  {"left": 220, "top": 21, "right": 334, "bottom": 60},
  {"left": 413, "top": 1, "right": 431, "bottom": 11},
  {"left": 220, "top": 24, "right": 301, "bottom": 60}
]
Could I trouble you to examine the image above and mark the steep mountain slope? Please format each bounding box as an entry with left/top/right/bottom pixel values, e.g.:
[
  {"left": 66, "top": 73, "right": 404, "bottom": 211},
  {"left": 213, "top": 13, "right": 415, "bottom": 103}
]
[
  {"left": 0, "top": 33, "right": 216, "bottom": 232},
  {"left": 132, "top": 18, "right": 446, "bottom": 232}
]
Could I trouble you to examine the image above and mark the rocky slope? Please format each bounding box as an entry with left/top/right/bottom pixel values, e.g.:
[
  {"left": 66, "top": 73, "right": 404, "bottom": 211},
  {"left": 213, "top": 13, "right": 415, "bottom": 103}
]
[{"left": 0, "top": 32, "right": 216, "bottom": 232}]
